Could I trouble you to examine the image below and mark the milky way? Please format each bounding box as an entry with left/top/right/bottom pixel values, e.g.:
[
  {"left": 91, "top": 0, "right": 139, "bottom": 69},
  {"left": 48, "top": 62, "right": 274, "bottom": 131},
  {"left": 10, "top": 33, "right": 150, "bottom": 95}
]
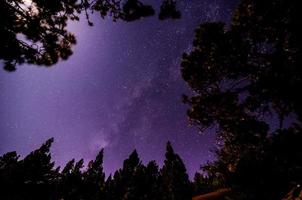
[{"left": 0, "top": 0, "right": 238, "bottom": 178}]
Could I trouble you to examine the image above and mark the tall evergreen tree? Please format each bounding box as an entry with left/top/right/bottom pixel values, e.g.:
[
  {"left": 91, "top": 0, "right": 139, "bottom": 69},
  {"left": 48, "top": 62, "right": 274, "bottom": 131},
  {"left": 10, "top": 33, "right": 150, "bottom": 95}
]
[
  {"left": 104, "top": 174, "right": 116, "bottom": 200},
  {"left": 160, "top": 142, "right": 191, "bottom": 200},
  {"left": 121, "top": 150, "right": 145, "bottom": 200},
  {"left": 0, "top": 138, "right": 59, "bottom": 200},
  {"left": 82, "top": 149, "right": 106, "bottom": 200},
  {"left": 59, "top": 158, "right": 84, "bottom": 200},
  {"left": 0, "top": 151, "right": 20, "bottom": 200},
  {"left": 106, "top": 150, "right": 145, "bottom": 200},
  {"left": 22, "top": 138, "right": 59, "bottom": 200},
  {"left": 142, "top": 161, "right": 160, "bottom": 200}
]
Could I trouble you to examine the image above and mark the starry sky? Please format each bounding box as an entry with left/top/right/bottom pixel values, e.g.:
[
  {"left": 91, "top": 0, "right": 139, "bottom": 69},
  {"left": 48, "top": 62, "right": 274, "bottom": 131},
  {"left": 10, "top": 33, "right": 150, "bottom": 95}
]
[{"left": 0, "top": 0, "right": 238, "bottom": 178}]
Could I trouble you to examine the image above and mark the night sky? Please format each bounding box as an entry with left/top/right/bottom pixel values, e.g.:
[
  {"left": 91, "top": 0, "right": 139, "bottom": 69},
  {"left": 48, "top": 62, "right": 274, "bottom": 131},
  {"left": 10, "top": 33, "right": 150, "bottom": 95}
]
[{"left": 0, "top": 0, "right": 238, "bottom": 178}]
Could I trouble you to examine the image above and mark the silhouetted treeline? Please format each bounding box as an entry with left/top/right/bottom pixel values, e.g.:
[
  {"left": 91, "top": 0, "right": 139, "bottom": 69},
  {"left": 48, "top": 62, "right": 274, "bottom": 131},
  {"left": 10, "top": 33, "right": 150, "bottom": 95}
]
[{"left": 0, "top": 139, "right": 198, "bottom": 200}]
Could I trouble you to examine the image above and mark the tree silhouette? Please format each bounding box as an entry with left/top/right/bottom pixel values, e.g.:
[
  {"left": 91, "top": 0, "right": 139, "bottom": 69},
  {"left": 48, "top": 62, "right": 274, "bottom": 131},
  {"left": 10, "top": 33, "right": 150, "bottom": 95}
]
[
  {"left": 0, "top": 0, "right": 80, "bottom": 71},
  {"left": 143, "top": 161, "right": 160, "bottom": 200},
  {"left": 160, "top": 141, "right": 191, "bottom": 200},
  {"left": 82, "top": 149, "right": 106, "bottom": 200},
  {"left": 122, "top": 0, "right": 155, "bottom": 22},
  {"left": 118, "top": 150, "right": 148, "bottom": 200},
  {"left": 0, "top": 138, "right": 59, "bottom": 200},
  {"left": 0, "top": 139, "right": 195, "bottom": 200},
  {"left": 181, "top": 0, "right": 302, "bottom": 199},
  {"left": 104, "top": 150, "right": 144, "bottom": 200},
  {"left": 0, "top": 151, "right": 20, "bottom": 200},
  {"left": 59, "top": 159, "right": 76, "bottom": 199},
  {"left": 59, "top": 158, "right": 85, "bottom": 200},
  {"left": 159, "top": 0, "right": 181, "bottom": 20},
  {"left": 0, "top": 0, "right": 181, "bottom": 71},
  {"left": 181, "top": 0, "right": 302, "bottom": 130}
]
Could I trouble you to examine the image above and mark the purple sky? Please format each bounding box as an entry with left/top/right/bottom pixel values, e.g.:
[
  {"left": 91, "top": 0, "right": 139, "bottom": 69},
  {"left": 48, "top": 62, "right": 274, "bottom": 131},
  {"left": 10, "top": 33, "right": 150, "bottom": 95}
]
[{"left": 0, "top": 0, "right": 238, "bottom": 178}]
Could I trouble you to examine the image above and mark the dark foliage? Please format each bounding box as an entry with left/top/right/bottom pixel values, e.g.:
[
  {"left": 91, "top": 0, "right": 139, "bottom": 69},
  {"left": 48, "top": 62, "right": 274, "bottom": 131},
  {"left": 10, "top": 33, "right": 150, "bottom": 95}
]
[
  {"left": 160, "top": 142, "right": 192, "bottom": 200},
  {"left": 159, "top": 0, "right": 181, "bottom": 20},
  {"left": 0, "top": 140, "right": 192, "bottom": 200},
  {"left": 192, "top": 172, "right": 222, "bottom": 196},
  {"left": 181, "top": 0, "right": 302, "bottom": 199},
  {"left": 122, "top": 0, "right": 155, "bottom": 22},
  {"left": 0, "top": 0, "right": 180, "bottom": 71}
]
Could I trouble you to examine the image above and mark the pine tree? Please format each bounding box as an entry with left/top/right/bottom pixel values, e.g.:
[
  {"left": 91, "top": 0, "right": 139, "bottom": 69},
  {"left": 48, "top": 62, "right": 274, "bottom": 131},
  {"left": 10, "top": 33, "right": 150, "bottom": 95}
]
[
  {"left": 143, "top": 161, "right": 160, "bottom": 200},
  {"left": 60, "top": 159, "right": 84, "bottom": 200},
  {"left": 0, "top": 139, "right": 62, "bottom": 200},
  {"left": 121, "top": 150, "right": 144, "bottom": 200},
  {"left": 104, "top": 150, "right": 142, "bottom": 200},
  {"left": 83, "top": 149, "right": 106, "bottom": 200},
  {"left": 0, "top": 151, "right": 20, "bottom": 200},
  {"left": 20, "top": 138, "right": 59, "bottom": 200},
  {"left": 160, "top": 142, "right": 191, "bottom": 200},
  {"left": 104, "top": 175, "right": 115, "bottom": 200}
]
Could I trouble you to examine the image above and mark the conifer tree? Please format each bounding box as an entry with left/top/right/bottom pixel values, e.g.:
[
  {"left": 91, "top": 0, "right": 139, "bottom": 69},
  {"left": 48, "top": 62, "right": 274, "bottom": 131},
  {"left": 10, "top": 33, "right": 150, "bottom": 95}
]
[
  {"left": 121, "top": 150, "right": 144, "bottom": 200},
  {"left": 160, "top": 142, "right": 191, "bottom": 200},
  {"left": 143, "top": 161, "right": 160, "bottom": 200},
  {"left": 60, "top": 159, "right": 84, "bottom": 200},
  {"left": 83, "top": 149, "right": 106, "bottom": 200},
  {"left": 21, "top": 138, "right": 59, "bottom": 200},
  {"left": 104, "top": 174, "right": 115, "bottom": 200},
  {"left": 0, "top": 151, "right": 20, "bottom": 200}
]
